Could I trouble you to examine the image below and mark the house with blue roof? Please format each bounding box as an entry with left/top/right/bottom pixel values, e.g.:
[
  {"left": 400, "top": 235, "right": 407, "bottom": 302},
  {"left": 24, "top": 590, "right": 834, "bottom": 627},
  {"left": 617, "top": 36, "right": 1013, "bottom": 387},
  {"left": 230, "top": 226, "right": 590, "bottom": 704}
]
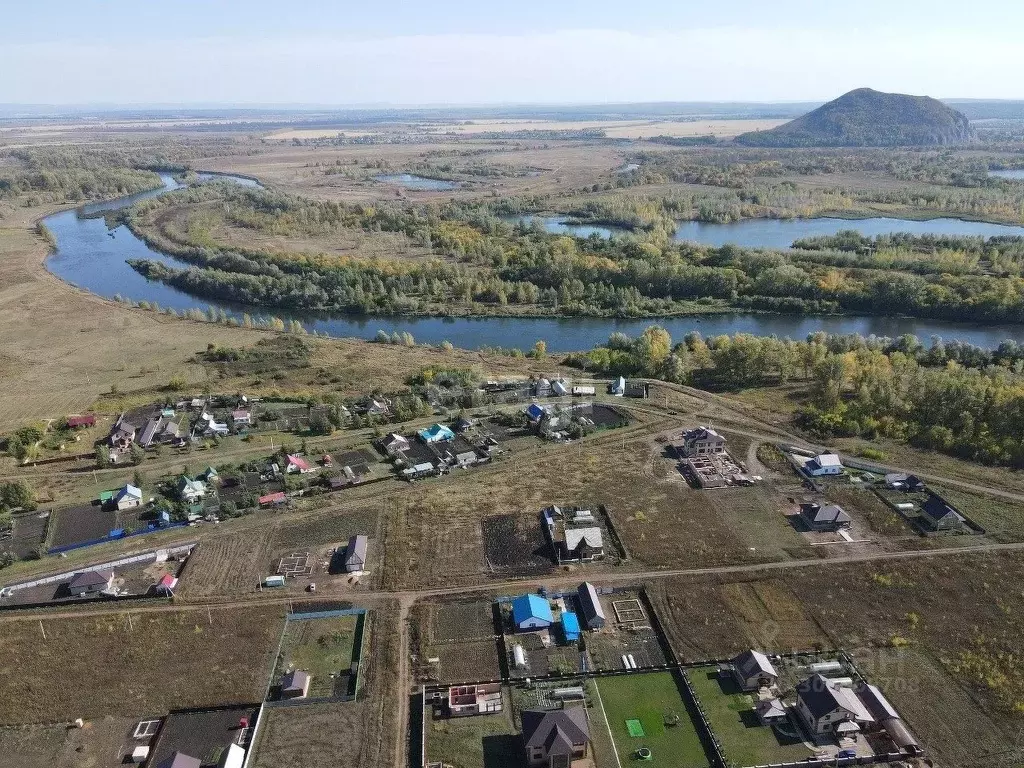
[
  {"left": 525, "top": 403, "right": 548, "bottom": 423},
  {"left": 511, "top": 594, "right": 553, "bottom": 631},
  {"left": 561, "top": 611, "right": 581, "bottom": 643},
  {"left": 418, "top": 424, "right": 455, "bottom": 444}
]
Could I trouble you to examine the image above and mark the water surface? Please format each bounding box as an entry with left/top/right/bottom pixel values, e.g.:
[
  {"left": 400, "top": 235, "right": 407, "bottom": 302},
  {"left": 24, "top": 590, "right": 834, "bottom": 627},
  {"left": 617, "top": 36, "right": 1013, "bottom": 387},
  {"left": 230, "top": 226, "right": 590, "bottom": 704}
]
[
  {"left": 989, "top": 170, "right": 1024, "bottom": 181},
  {"left": 374, "top": 174, "right": 459, "bottom": 191}
]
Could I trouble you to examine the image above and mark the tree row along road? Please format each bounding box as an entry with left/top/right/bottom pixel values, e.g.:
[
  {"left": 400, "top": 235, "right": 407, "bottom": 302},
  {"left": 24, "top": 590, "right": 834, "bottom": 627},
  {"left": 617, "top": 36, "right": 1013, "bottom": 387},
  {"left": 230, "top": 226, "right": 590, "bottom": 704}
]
[{"left": 4, "top": 538, "right": 1024, "bottom": 624}]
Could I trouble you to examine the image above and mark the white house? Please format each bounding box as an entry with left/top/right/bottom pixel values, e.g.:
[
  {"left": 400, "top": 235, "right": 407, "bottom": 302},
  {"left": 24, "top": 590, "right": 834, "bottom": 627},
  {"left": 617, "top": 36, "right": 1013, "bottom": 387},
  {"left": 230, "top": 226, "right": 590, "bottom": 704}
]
[
  {"left": 115, "top": 484, "right": 143, "bottom": 510},
  {"left": 805, "top": 453, "right": 844, "bottom": 476}
]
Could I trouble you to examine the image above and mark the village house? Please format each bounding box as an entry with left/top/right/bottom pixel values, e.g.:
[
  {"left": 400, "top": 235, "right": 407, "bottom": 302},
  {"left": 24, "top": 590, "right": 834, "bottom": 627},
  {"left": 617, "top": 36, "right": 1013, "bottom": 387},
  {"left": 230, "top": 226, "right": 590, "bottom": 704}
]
[
  {"left": 609, "top": 376, "right": 626, "bottom": 396},
  {"left": 551, "top": 379, "right": 569, "bottom": 397},
  {"left": 68, "top": 569, "right": 114, "bottom": 597},
  {"left": 109, "top": 414, "right": 140, "bottom": 450},
  {"left": 521, "top": 707, "right": 590, "bottom": 768},
  {"left": 805, "top": 453, "right": 844, "bottom": 476},
  {"left": 157, "top": 752, "right": 201, "bottom": 768},
  {"left": 577, "top": 582, "right": 607, "bottom": 629},
  {"left": 884, "top": 473, "right": 924, "bottom": 491},
  {"left": 230, "top": 409, "right": 251, "bottom": 427},
  {"left": 258, "top": 491, "right": 287, "bottom": 508},
  {"left": 155, "top": 573, "right": 178, "bottom": 595},
  {"left": 795, "top": 674, "right": 874, "bottom": 738},
  {"left": 417, "top": 423, "right": 455, "bottom": 444},
  {"left": 344, "top": 534, "right": 368, "bottom": 572},
  {"left": 799, "top": 502, "right": 852, "bottom": 531},
  {"left": 680, "top": 426, "right": 727, "bottom": 457},
  {"left": 511, "top": 594, "right": 553, "bottom": 631},
  {"left": 176, "top": 476, "right": 206, "bottom": 504},
  {"left": 66, "top": 415, "right": 96, "bottom": 429},
  {"left": 526, "top": 403, "right": 549, "bottom": 424},
  {"left": 115, "top": 484, "right": 143, "bottom": 510},
  {"left": 280, "top": 670, "right": 311, "bottom": 699},
  {"left": 561, "top": 528, "right": 604, "bottom": 564},
  {"left": 285, "top": 454, "right": 316, "bottom": 474},
  {"left": 381, "top": 433, "right": 410, "bottom": 457},
  {"left": 921, "top": 495, "right": 966, "bottom": 532},
  {"left": 730, "top": 649, "right": 779, "bottom": 692}
]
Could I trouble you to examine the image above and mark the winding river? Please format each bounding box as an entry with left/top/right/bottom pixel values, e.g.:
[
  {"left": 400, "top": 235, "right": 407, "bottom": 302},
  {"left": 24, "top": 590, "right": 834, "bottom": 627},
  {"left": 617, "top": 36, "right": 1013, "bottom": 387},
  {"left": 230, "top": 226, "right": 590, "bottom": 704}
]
[{"left": 44, "top": 175, "right": 1024, "bottom": 352}]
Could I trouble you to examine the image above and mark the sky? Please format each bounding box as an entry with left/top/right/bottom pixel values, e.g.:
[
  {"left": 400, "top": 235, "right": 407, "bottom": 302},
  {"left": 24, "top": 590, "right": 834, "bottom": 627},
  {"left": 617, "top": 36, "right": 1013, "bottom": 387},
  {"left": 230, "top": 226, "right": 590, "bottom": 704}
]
[{"left": 1, "top": 0, "right": 1022, "bottom": 105}]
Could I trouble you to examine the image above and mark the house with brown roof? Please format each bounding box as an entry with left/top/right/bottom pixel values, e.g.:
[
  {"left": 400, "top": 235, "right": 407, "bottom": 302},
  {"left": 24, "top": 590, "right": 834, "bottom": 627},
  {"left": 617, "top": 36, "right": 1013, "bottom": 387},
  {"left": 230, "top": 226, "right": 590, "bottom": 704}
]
[{"left": 521, "top": 707, "right": 590, "bottom": 767}]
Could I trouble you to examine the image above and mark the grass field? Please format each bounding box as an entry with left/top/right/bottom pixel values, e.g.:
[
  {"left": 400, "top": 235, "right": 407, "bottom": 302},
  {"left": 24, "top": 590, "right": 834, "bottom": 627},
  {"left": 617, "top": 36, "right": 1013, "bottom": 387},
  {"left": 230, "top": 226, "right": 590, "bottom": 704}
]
[
  {"left": 273, "top": 614, "right": 360, "bottom": 698},
  {"left": 687, "top": 666, "right": 811, "bottom": 767},
  {"left": 425, "top": 700, "right": 520, "bottom": 768},
  {"left": 0, "top": 606, "right": 284, "bottom": 725},
  {"left": 595, "top": 672, "right": 709, "bottom": 768},
  {"left": 0, "top": 716, "right": 140, "bottom": 768}
]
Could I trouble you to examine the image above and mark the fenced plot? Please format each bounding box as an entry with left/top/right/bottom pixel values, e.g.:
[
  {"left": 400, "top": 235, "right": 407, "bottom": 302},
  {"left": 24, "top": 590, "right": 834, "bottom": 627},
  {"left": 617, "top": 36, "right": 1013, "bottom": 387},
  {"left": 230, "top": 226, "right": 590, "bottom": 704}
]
[
  {"left": 271, "top": 613, "right": 363, "bottom": 699},
  {"left": 48, "top": 504, "right": 116, "bottom": 549},
  {"left": 423, "top": 639, "right": 503, "bottom": 685},
  {"left": 595, "top": 672, "right": 709, "bottom": 768},
  {"left": 687, "top": 666, "right": 811, "bottom": 767},
  {"left": 5, "top": 512, "right": 48, "bottom": 558}
]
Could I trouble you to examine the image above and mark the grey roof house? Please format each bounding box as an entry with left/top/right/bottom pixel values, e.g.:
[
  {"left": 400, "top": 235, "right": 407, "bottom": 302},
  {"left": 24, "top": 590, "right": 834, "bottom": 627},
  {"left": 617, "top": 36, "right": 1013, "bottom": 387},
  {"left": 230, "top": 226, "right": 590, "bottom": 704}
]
[
  {"left": 921, "top": 495, "right": 966, "bottom": 532},
  {"left": 157, "top": 752, "right": 202, "bottom": 768},
  {"left": 68, "top": 569, "right": 114, "bottom": 596},
  {"left": 281, "top": 669, "right": 311, "bottom": 699},
  {"left": 521, "top": 707, "right": 590, "bottom": 768},
  {"left": 345, "top": 534, "right": 368, "bottom": 572},
  {"left": 576, "top": 581, "right": 606, "bottom": 629},
  {"left": 795, "top": 674, "right": 874, "bottom": 736},
  {"left": 730, "top": 649, "right": 778, "bottom": 691},
  {"left": 799, "top": 502, "right": 852, "bottom": 531}
]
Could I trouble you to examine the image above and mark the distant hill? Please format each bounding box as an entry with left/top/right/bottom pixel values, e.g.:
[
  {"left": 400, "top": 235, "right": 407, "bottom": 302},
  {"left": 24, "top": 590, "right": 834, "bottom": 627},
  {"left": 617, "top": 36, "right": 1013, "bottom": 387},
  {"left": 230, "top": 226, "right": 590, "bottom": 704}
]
[{"left": 735, "top": 88, "right": 977, "bottom": 147}]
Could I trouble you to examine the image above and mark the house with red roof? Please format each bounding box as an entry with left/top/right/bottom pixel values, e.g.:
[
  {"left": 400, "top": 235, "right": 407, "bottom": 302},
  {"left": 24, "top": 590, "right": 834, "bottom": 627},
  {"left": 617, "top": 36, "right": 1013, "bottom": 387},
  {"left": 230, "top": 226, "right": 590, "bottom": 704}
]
[{"left": 285, "top": 454, "right": 316, "bottom": 474}]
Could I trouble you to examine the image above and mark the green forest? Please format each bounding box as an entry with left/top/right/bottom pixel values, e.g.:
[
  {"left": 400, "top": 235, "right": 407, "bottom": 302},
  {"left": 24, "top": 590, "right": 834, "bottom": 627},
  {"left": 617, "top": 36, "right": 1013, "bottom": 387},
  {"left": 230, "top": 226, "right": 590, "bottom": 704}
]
[
  {"left": 565, "top": 327, "right": 1024, "bottom": 467},
  {"left": 120, "top": 180, "right": 1024, "bottom": 323}
]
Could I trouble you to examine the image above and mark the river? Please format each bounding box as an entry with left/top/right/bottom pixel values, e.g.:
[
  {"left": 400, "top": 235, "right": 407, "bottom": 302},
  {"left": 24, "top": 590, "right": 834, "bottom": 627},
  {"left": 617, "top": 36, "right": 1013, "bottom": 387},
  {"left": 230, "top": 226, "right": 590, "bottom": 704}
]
[{"left": 44, "top": 175, "right": 1024, "bottom": 352}]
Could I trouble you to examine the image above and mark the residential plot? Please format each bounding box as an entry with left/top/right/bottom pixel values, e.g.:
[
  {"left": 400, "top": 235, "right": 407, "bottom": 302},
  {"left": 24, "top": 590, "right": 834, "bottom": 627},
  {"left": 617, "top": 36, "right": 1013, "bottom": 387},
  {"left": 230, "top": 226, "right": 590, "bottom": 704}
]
[
  {"left": 595, "top": 671, "right": 709, "bottom": 768},
  {"left": 48, "top": 504, "right": 116, "bottom": 549},
  {"left": 481, "top": 514, "right": 553, "bottom": 576},
  {"left": 177, "top": 526, "right": 276, "bottom": 597},
  {"left": 0, "top": 606, "right": 284, "bottom": 725},
  {"left": 425, "top": 698, "right": 521, "bottom": 768},
  {"left": 148, "top": 705, "right": 259, "bottom": 768},
  {"left": 687, "top": 666, "right": 811, "bottom": 767},
  {"left": 270, "top": 612, "right": 364, "bottom": 699},
  {"left": 2, "top": 511, "right": 48, "bottom": 559}
]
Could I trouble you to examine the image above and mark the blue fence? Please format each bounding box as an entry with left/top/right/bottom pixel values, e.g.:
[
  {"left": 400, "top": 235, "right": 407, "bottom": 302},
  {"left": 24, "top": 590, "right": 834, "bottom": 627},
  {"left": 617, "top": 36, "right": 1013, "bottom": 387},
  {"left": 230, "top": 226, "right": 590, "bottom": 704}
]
[{"left": 47, "top": 521, "right": 190, "bottom": 555}]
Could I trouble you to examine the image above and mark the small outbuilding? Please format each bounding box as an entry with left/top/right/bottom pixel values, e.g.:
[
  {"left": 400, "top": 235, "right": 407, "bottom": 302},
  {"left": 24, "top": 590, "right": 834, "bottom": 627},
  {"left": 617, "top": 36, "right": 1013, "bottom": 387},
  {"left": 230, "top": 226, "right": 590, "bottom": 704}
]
[
  {"left": 561, "top": 611, "right": 581, "bottom": 643},
  {"left": 157, "top": 753, "right": 201, "bottom": 768},
  {"left": 511, "top": 594, "right": 553, "bottom": 631},
  {"left": 280, "top": 669, "right": 311, "bottom": 699},
  {"left": 576, "top": 581, "right": 606, "bottom": 629}
]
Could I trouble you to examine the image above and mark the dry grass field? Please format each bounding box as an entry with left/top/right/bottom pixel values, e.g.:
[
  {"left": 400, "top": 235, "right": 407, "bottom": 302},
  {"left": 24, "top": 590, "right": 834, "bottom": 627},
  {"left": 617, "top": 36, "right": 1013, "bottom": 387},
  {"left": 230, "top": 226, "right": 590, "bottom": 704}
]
[
  {"left": 417, "top": 118, "right": 787, "bottom": 138},
  {"left": 250, "top": 702, "right": 371, "bottom": 768},
  {"left": 0, "top": 606, "right": 284, "bottom": 724},
  {"left": 177, "top": 526, "right": 278, "bottom": 597}
]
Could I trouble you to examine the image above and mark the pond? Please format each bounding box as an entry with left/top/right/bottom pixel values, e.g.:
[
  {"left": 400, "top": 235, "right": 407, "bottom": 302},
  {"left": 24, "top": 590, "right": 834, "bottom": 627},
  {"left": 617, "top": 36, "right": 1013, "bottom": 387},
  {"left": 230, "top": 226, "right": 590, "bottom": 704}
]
[
  {"left": 989, "top": 169, "right": 1024, "bottom": 181},
  {"left": 671, "top": 216, "right": 1024, "bottom": 249},
  {"left": 503, "top": 215, "right": 629, "bottom": 239},
  {"left": 373, "top": 173, "right": 460, "bottom": 190},
  {"left": 44, "top": 174, "right": 1024, "bottom": 352}
]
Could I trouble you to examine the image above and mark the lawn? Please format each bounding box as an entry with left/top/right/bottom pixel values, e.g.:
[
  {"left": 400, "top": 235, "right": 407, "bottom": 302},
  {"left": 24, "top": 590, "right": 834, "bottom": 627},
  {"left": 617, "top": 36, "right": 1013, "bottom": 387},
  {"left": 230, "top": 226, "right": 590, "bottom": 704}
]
[
  {"left": 687, "top": 666, "right": 811, "bottom": 767},
  {"left": 595, "top": 671, "right": 709, "bottom": 768},
  {"left": 425, "top": 701, "right": 521, "bottom": 768}
]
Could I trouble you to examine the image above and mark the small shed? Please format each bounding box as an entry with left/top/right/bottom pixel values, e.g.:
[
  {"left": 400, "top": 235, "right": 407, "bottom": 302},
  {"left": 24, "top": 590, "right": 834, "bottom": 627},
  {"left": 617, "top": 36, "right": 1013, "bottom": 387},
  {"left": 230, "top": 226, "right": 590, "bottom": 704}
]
[
  {"left": 281, "top": 669, "right": 311, "bottom": 699},
  {"left": 561, "top": 611, "right": 582, "bottom": 643}
]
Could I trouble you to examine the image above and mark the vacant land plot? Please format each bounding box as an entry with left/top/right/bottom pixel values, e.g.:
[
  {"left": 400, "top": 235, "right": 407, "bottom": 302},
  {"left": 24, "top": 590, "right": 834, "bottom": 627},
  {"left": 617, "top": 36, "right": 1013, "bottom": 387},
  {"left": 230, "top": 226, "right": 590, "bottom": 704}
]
[
  {"left": 824, "top": 485, "right": 912, "bottom": 538},
  {"left": 429, "top": 600, "right": 497, "bottom": 644},
  {"left": 481, "top": 514, "right": 552, "bottom": 576},
  {"left": 273, "top": 508, "right": 379, "bottom": 552},
  {"left": 250, "top": 701, "right": 370, "bottom": 768},
  {"left": 0, "top": 716, "right": 143, "bottom": 768},
  {"left": 857, "top": 647, "right": 1016, "bottom": 768},
  {"left": 177, "top": 525, "right": 276, "bottom": 597},
  {"left": 595, "top": 672, "right": 709, "bottom": 768},
  {"left": 3, "top": 511, "right": 48, "bottom": 558},
  {"left": 48, "top": 504, "right": 115, "bottom": 549},
  {"left": 424, "top": 639, "right": 504, "bottom": 685},
  {"left": 688, "top": 666, "right": 810, "bottom": 767},
  {"left": 425, "top": 700, "right": 520, "bottom": 768},
  {"left": 0, "top": 606, "right": 284, "bottom": 724},
  {"left": 272, "top": 613, "right": 361, "bottom": 699}
]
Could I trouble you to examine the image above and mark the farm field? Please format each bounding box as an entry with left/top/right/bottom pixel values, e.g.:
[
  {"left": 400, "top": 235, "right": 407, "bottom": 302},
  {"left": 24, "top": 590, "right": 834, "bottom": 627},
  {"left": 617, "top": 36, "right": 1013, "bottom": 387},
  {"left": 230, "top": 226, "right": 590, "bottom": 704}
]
[
  {"left": 687, "top": 666, "right": 811, "bottom": 767},
  {"left": 0, "top": 606, "right": 284, "bottom": 725},
  {"left": 595, "top": 671, "right": 709, "bottom": 768},
  {"left": 272, "top": 613, "right": 362, "bottom": 699}
]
